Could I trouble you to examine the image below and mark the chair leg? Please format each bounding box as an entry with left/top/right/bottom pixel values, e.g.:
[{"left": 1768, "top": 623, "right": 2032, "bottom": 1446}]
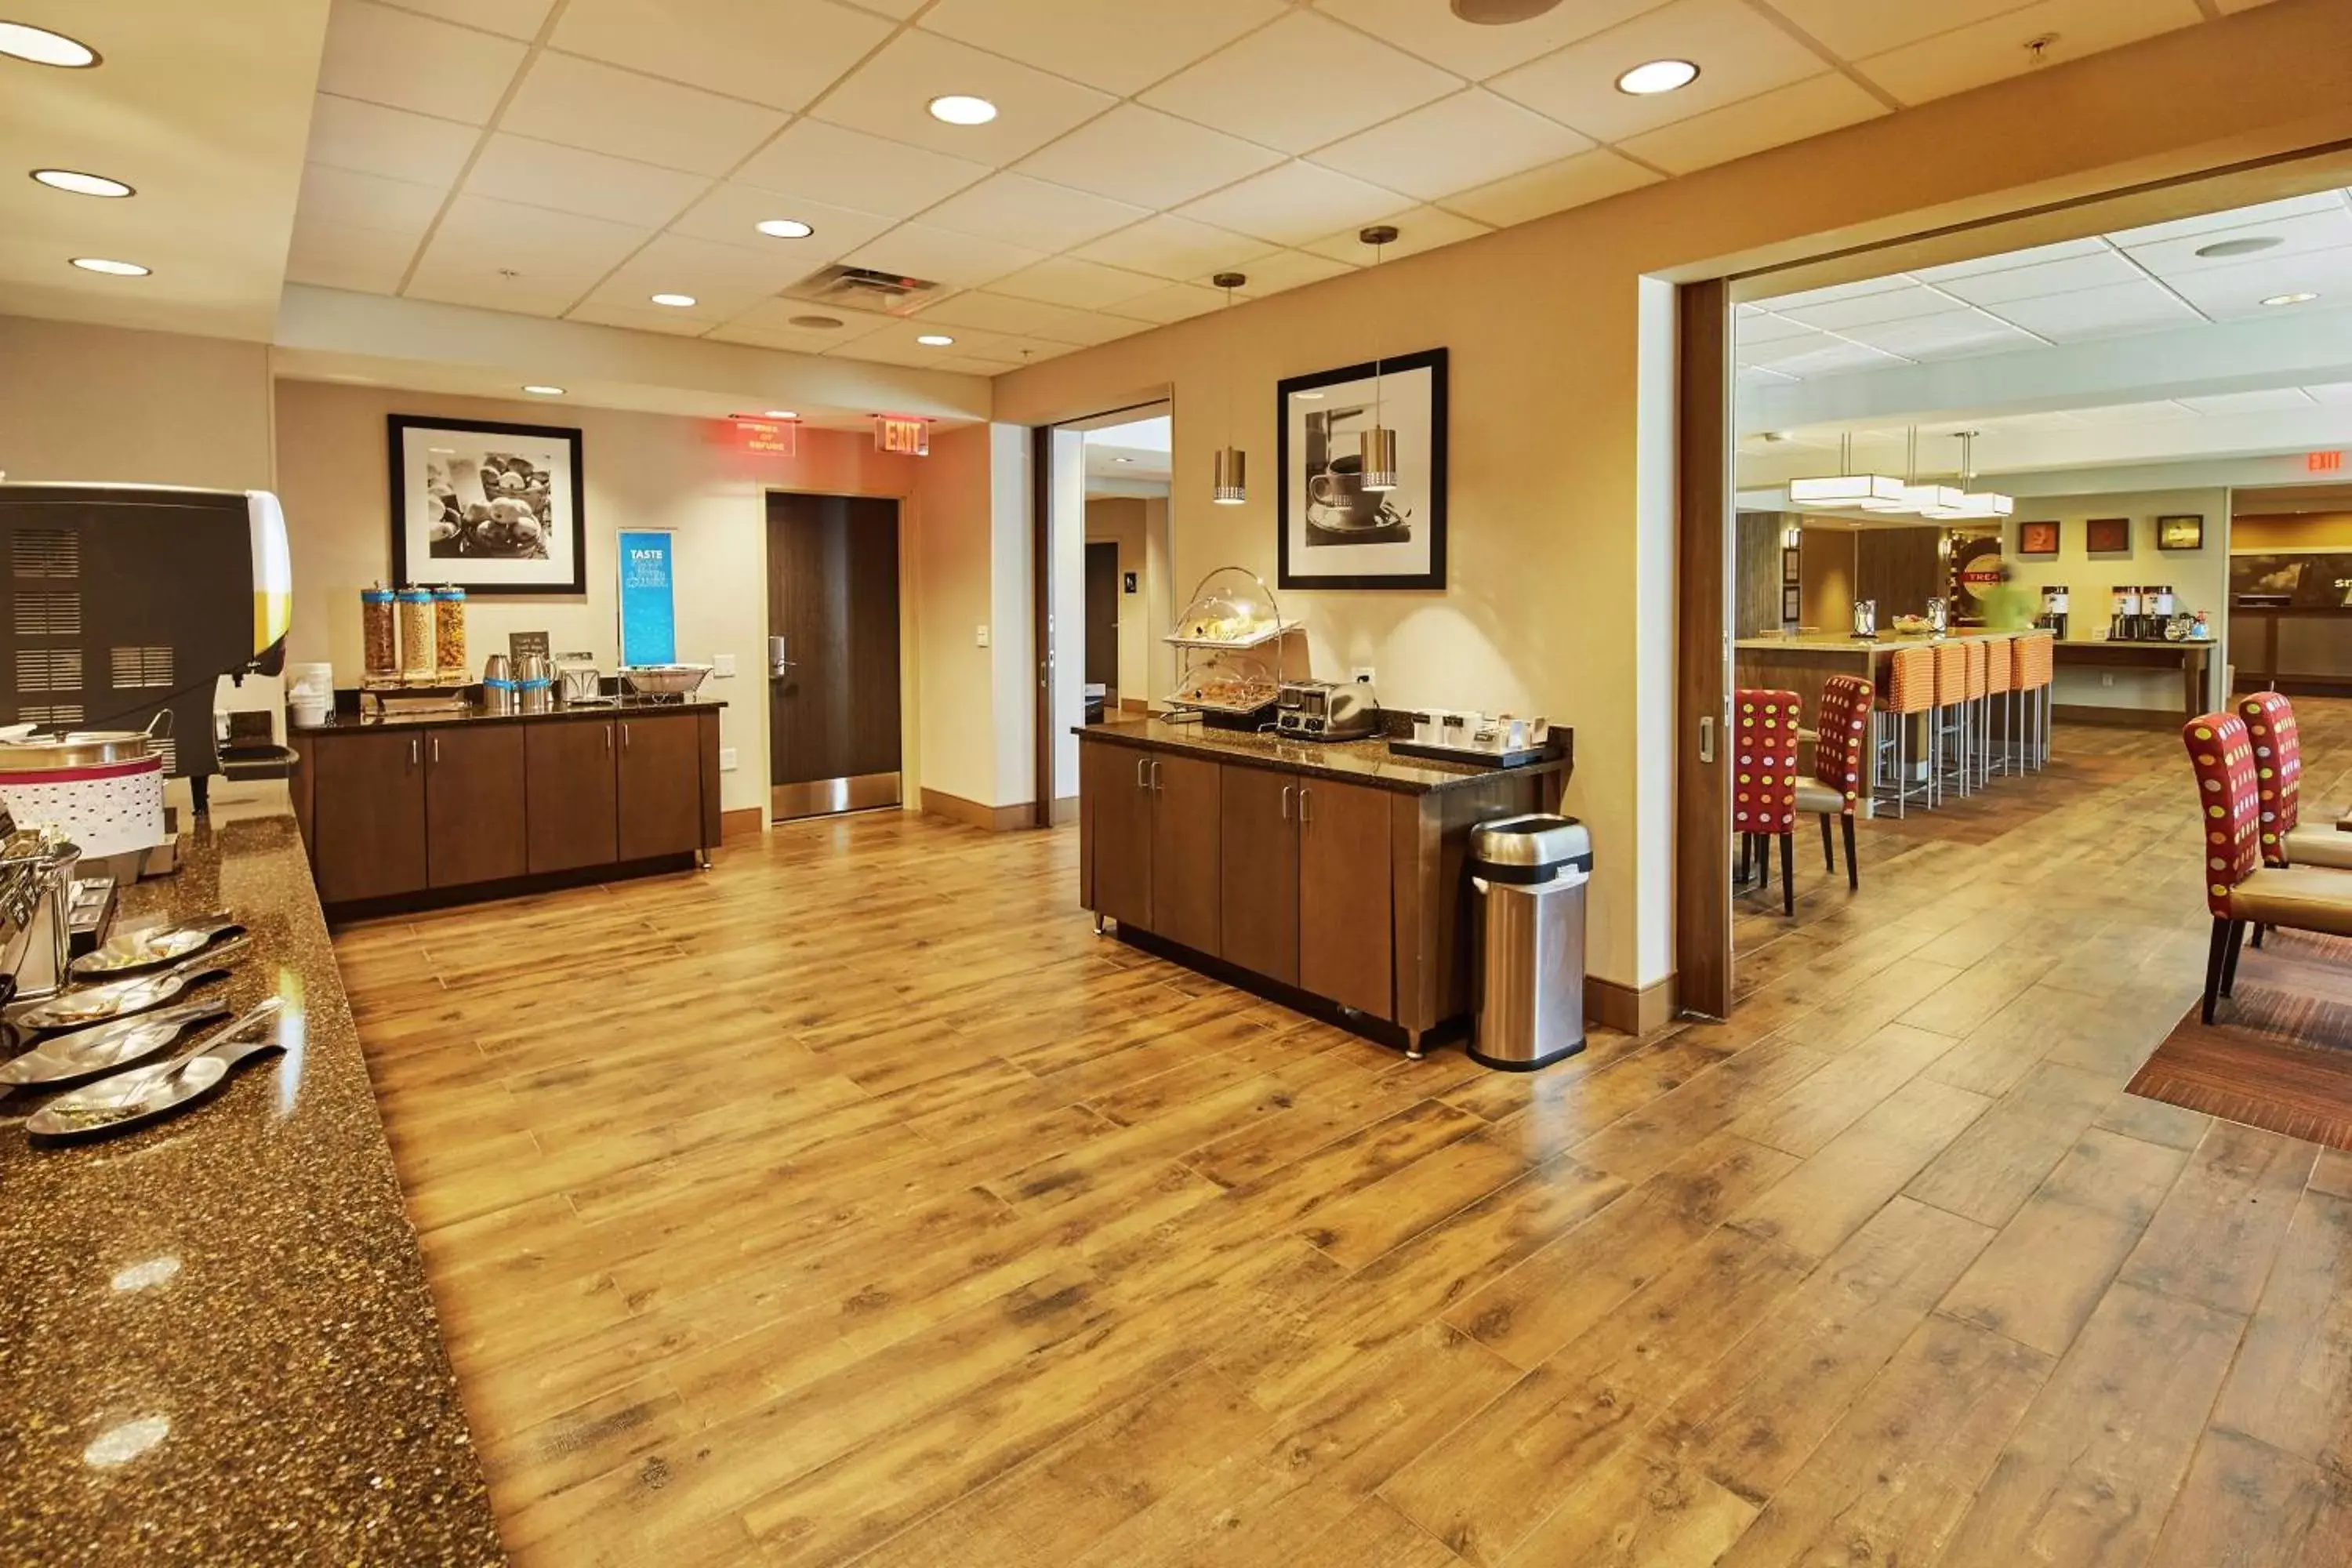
[
  {"left": 1780, "top": 831, "right": 1795, "bottom": 916},
  {"left": 1820, "top": 812, "right": 1835, "bottom": 873},
  {"left": 1737, "top": 833, "right": 1752, "bottom": 887},
  {"left": 1842, "top": 813, "right": 1858, "bottom": 889},
  {"left": 2203, "top": 916, "right": 2231, "bottom": 1024},
  {"left": 1757, "top": 832, "right": 1771, "bottom": 889},
  {"left": 2222, "top": 918, "right": 2248, "bottom": 998},
  {"left": 2252, "top": 923, "right": 2264, "bottom": 951}
]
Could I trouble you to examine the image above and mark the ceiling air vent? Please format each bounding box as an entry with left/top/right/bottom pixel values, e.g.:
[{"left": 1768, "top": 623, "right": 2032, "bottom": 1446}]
[{"left": 782, "top": 265, "right": 942, "bottom": 316}]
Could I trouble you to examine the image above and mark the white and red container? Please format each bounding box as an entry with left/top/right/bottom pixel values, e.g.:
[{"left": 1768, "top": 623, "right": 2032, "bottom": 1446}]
[{"left": 0, "top": 729, "right": 167, "bottom": 862}]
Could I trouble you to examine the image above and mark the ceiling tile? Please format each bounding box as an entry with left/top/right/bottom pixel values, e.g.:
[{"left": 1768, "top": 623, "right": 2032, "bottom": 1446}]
[
  {"left": 919, "top": 0, "right": 1287, "bottom": 97},
  {"left": 734, "top": 121, "right": 991, "bottom": 220},
  {"left": 1225, "top": 248, "right": 1356, "bottom": 297},
  {"left": 502, "top": 53, "right": 789, "bottom": 176},
  {"left": 1614, "top": 71, "right": 1886, "bottom": 177},
  {"left": 1990, "top": 279, "right": 2204, "bottom": 340},
  {"left": 1776, "top": 281, "right": 1976, "bottom": 331},
  {"left": 1309, "top": 0, "right": 1669, "bottom": 81},
  {"left": 839, "top": 0, "right": 924, "bottom": 15},
  {"left": 990, "top": 256, "right": 1166, "bottom": 310},
  {"left": 550, "top": 0, "right": 892, "bottom": 112},
  {"left": 318, "top": 2, "right": 526, "bottom": 125},
  {"left": 1141, "top": 11, "right": 1461, "bottom": 156},
  {"left": 463, "top": 134, "right": 711, "bottom": 228},
  {"left": 1014, "top": 105, "right": 1285, "bottom": 211},
  {"left": 405, "top": 194, "right": 652, "bottom": 316},
  {"left": 1307, "top": 89, "right": 1591, "bottom": 204},
  {"left": 953, "top": 334, "right": 1078, "bottom": 365},
  {"left": 2121, "top": 208, "right": 2352, "bottom": 278},
  {"left": 1486, "top": 0, "right": 1827, "bottom": 142},
  {"left": 665, "top": 183, "right": 894, "bottom": 261},
  {"left": 1072, "top": 215, "right": 1275, "bottom": 282},
  {"left": 373, "top": 0, "right": 556, "bottom": 41},
  {"left": 2165, "top": 249, "right": 2352, "bottom": 319},
  {"left": 1857, "top": 0, "right": 2205, "bottom": 107},
  {"left": 2176, "top": 387, "right": 2318, "bottom": 415},
  {"left": 1297, "top": 206, "right": 1490, "bottom": 265},
  {"left": 2106, "top": 192, "right": 2347, "bottom": 249},
  {"left": 1755, "top": 0, "right": 2025, "bottom": 60},
  {"left": 1834, "top": 310, "right": 2042, "bottom": 358},
  {"left": 1737, "top": 325, "right": 1839, "bottom": 369},
  {"left": 1106, "top": 281, "right": 1227, "bottom": 324},
  {"left": 286, "top": 216, "right": 418, "bottom": 295},
  {"left": 296, "top": 163, "right": 446, "bottom": 239},
  {"left": 1760, "top": 274, "right": 1912, "bottom": 310},
  {"left": 1909, "top": 237, "right": 2114, "bottom": 281},
  {"left": 582, "top": 231, "right": 819, "bottom": 320},
  {"left": 920, "top": 173, "right": 1149, "bottom": 253},
  {"left": 712, "top": 297, "right": 899, "bottom": 349},
  {"left": 1926, "top": 250, "right": 2148, "bottom": 305},
  {"left": 304, "top": 94, "right": 480, "bottom": 187},
  {"left": 913, "top": 292, "right": 1128, "bottom": 343},
  {"left": 1174, "top": 162, "right": 1406, "bottom": 247},
  {"left": 1437, "top": 147, "right": 1657, "bottom": 227},
  {"left": 843, "top": 223, "right": 1046, "bottom": 289},
  {"left": 811, "top": 29, "right": 1116, "bottom": 163},
  {"left": 1755, "top": 339, "right": 1911, "bottom": 378},
  {"left": 1734, "top": 310, "right": 1820, "bottom": 346},
  {"left": 832, "top": 325, "right": 1006, "bottom": 366}
]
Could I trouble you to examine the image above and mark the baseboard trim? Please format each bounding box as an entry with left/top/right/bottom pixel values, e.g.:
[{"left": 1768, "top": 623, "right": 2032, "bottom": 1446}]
[
  {"left": 920, "top": 788, "right": 1034, "bottom": 832},
  {"left": 1588, "top": 973, "right": 1676, "bottom": 1036},
  {"left": 2053, "top": 702, "right": 2179, "bottom": 731},
  {"left": 720, "top": 806, "right": 763, "bottom": 840},
  {"left": 1051, "top": 793, "right": 1078, "bottom": 827}
]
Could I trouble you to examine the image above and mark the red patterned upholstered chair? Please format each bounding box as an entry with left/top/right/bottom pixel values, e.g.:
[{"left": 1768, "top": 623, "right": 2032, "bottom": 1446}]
[
  {"left": 1795, "top": 674, "right": 1872, "bottom": 890},
  {"left": 2183, "top": 711, "right": 2352, "bottom": 1022},
  {"left": 1735, "top": 688, "right": 1801, "bottom": 916},
  {"left": 2238, "top": 691, "right": 2352, "bottom": 870}
]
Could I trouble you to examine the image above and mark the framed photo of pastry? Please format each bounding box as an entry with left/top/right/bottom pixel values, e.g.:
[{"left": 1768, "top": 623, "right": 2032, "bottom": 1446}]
[
  {"left": 2085, "top": 516, "right": 2132, "bottom": 554},
  {"left": 2017, "top": 519, "right": 2060, "bottom": 557},
  {"left": 389, "top": 415, "right": 586, "bottom": 594},
  {"left": 1277, "top": 347, "right": 1448, "bottom": 590},
  {"left": 2157, "top": 514, "right": 2205, "bottom": 550}
]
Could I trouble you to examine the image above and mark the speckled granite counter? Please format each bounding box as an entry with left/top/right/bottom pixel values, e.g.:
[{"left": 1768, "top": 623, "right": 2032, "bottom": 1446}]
[
  {"left": 0, "top": 789, "right": 505, "bottom": 1565},
  {"left": 1077, "top": 717, "right": 1573, "bottom": 794},
  {"left": 301, "top": 693, "right": 725, "bottom": 733}
]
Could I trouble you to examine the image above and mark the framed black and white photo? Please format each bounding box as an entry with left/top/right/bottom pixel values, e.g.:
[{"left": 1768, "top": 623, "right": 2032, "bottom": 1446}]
[
  {"left": 1277, "top": 347, "right": 1446, "bottom": 590},
  {"left": 389, "top": 415, "right": 586, "bottom": 594}
]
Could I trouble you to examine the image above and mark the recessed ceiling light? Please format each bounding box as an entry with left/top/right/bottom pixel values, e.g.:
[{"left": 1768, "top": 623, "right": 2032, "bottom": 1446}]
[
  {"left": 650, "top": 292, "right": 696, "bottom": 307},
  {"left": 2263, "top": 292, "right": 2320, "bottom": 307},
  {"left": 2195, "top": 234, "right": 2282, "bottom": 260},
  {"left": 31, "top": 168, "right": 132, "bottom": 198},
  {"left": 916, "top": 333, "right": 955, "bottom": 346},
  {"left": 788, "top": 314, "right": 844, "bottom": 330},
  {"left": 1450, "top": 0, "right": 1567, "bottom": 20},
  {"left": 522, "top": 385, "right": 565, "bottom": 397},
  {"left": 762, "top": 409, "right": 798, "bottom": 419},
  {"left": 756, "top": 218, "right": 814, "bottom": 239},
  {"left": 1616, "top": 58, "right": 1699, "bottom": 94},
  {"left": 70, "top": 256, "right": 147, "bottom": 276},
  {"left": 927, "top": 94, "right": 997, "bottom": 126},
  {"left": 0, "top": 21, "right": 100, "bottom": 67}
]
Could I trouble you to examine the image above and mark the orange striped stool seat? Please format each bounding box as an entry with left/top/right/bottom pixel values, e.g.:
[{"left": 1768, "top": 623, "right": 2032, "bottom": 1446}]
[
  {"left": 1874, "top": 644, "right": 1936, "bottom": 816},
  {"left": 1930, "top": 641, "right": 1973, "bottom": 806}
]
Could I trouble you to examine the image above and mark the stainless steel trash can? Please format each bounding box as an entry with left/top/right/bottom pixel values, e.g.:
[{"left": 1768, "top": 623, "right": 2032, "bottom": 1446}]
[{"left": 1468, "top": 814, "right": 1592, "bottom": 1071}]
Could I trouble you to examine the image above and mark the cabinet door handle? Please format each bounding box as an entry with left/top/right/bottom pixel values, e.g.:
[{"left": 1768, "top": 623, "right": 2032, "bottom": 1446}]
[
  {"left": 604, "top": 724, "right": 612, "bottom": 753},
  {"left": 1152, "top": 760, "right": 1163, "bottom": 792},
  {"left": 408, "top": 737, "right": 419, "bottom": 768},
  {"left": 622, "top": 722, "right": 631, "bottom": 750},
  {"left": 1299, "top": 785, "right": 1312, "bottom": 826},
  {"left": 1136, "top": 756, "right": 1149, "bottom": 789},
  {"left": 1280, "top": 783, "right": 1291, "bottom": 821},
  {"left": 430, "top": 735, "right": 441, "bottom": 764}
]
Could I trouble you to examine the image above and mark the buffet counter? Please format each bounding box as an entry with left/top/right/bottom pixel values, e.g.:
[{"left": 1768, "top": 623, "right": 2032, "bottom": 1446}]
[
  {"left": 0, "top": 791, "right": 504, "bottom": 1565},
  {"left": 1077, "top": 720, "right": 1587, "bottom": 1049}
]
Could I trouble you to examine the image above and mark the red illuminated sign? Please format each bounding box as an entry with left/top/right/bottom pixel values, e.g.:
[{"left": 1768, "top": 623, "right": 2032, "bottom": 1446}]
[
  {"left": 729, "top": 417, "right": 797, "bottom": 457},
  {"left": 2310, "top": 450, "right": 2344, "bottom": 473},
  {"left": 875, "top": 416, "right": 930, "bottom": 457}
]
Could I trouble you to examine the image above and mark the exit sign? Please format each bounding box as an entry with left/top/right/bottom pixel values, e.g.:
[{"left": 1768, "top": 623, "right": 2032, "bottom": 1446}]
[
  {"left": 875, "top": 415, "right": 930, "bottom": 457},
  {"left": 2310, "top": 450, "right": 2344, "bottom": 473}
]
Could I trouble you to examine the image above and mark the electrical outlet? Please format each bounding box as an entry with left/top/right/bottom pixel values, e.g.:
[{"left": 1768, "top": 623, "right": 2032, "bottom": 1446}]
[
  {"left": 712, "top": 653, "right": 737, "bottom": 678},
  {"left": 720, "top": 746, "right": 739, "bottom": 771},
  {"left": 976, "top": 624, "right": 991, "bottom": 648},
  {"left": 1351, "top": 666, "right": 1376, "bottom": 686}
]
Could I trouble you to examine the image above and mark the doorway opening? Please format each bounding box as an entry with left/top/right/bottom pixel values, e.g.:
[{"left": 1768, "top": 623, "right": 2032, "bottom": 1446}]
[{"left": 765, "top": 491, "right": 903, "bottom": 822}]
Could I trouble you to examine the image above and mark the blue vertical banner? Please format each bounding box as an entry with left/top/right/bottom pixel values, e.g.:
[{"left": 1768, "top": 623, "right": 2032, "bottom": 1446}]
[{"left": 617, "top": 529, "right": 677, "bottom": 666}]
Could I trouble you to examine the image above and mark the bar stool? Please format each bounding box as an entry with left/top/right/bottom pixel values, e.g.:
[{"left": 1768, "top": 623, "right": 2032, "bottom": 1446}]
[
  {"left": 2013, "top": 632, "right": 2054, "bottom": 771},
  {"left": 1874, "top": 645, "right": 1936, "bottom": 818},
  {"left": 1796, "top": 673, "right": 1872, "bottom": 889},
  {"left": 1734, "top": 688, "right": 1801, "bottom": 916},
  {"left": 1930, "top": 641, "right": 1973, "bottom": 806},
  {"left": 1982, "top": 636, "right": 2016, "bottom": 782}
]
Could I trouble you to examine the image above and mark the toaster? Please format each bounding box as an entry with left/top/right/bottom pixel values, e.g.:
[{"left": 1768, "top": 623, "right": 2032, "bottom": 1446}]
[{"left": 1275, "top": 679, "right": 1380, "bottom": 742}]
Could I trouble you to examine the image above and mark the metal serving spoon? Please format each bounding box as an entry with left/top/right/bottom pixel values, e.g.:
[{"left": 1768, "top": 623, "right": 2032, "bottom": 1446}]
[
  {"left": 10, "top": 938, "right": 249, "bottom": 1033},
  {"left": 0, "top": 997, "right": 236, "bottom": 1089},
  {"left": 69, "top": 913, "right": 245, "bottom": 980},
  {"left": 27, "top": 996, "right": 288, "bottom": 1145}
]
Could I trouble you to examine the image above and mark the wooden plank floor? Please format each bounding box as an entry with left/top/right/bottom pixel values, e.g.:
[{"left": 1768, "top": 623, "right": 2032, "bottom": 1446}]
[{"left": 336, "top": 704, "right": 2352, "bottom": 1567}]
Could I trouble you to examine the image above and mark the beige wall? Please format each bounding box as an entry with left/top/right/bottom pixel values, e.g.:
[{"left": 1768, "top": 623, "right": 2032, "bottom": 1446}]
[
  {"left": 0, "top": 314, "right": 274, "bottom": 490},
  {"left": 989, "top": 2, "right": 2352, "bottom": 993},
  {"left": 2002, "top": 488, "right": 2230, "bottom": 712},
  {"left": 271, "top": 379, "right": 935, "bottom": 816},
  {"left": 1086, "top": 497, "right": 1149, "bottom": 704}
]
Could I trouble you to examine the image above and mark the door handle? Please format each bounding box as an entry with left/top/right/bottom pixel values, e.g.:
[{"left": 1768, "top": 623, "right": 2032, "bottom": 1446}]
[
  {"left": 1699, "top": 714, "right": 1717, "bottom": 764},
  {"left": 408, "top": 737, "right": 419, "bottom": 768},
  {"left": 431, "top": 735, "right": 441, "bottom": 764},
  {"left": 1136, "top": 756, "right": 1149, "bottom": 789},
  {"left": 1298, "top": 785, "right": 1312, "bottom": 826},
  {"left": 1280, "top": 783, "right": 1291, "bottom": 821},
  {"left": 1152, "top": 760, "right": 1163, "bottom": 792},
  {"left": 622, "top": 722, "right": 631, "bottom": 751},
  {"left": 604, "top": 724, "right": 612, "bottom": 753}
]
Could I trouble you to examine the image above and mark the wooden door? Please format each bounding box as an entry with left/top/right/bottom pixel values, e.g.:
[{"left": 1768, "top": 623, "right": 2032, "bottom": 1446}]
[
  {"left": 1298, "top": 776, "right": 1392, "bottom": 1020},
  {"left": 1220, "top": 764, "right": 1298, "bottom": 986},
  {"left": 1084, "top": 542, "right": 1119, "bottom": 699},
  {"left": 313, "top": 730, "right": 427, "bottom": 904},
  {"left": 1675, "top": 277, "right": 1733, "bottom": 1021},
  {"left": 1083, "top": 742, "right": 1151, "bottom": 930},
  {"left": 1148, "top": 753, "right": 1220, "bottom": 956},
  {"left": 525, "top": 719, "right": 617, "bottom": 874},
  {"left": 617, "top": 713, "right": 704, "bottom": 860},
  {"left": 425, "top": 724, "right": 526, "bottom": 888},
  {"left": 767, "top": 492, "right": 902, "bottom": 818}
]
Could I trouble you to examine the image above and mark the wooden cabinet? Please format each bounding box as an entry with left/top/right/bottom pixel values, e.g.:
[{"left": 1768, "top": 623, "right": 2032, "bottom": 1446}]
[
  {"left": 1220, "top": 764, "right": 1298, "bottom": 986},
  {"left": 314, "top": 730, "right": 427, "bottom": 905},
  {"left": 1084, "top": 740, "right": 1152, "bottom": 931},
  {"left": 1298, "top": 777, "right": 1393, "bottom": 1021},
  {"left": 525, "top": 720, "right": 617, "bottom": 875},
  {"left": 425, "top": 726, "right": 527, "bottom": 888},
  {"left": 1149, "top": 753, "right": 1221, "bottom": 956},
  {"left": 617, "top": 714, "right": 704, "bottom": 861}
]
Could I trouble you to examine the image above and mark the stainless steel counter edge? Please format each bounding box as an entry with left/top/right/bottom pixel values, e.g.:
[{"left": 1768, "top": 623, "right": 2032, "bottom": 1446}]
[{"left": 1077, "top": 719, "right": 1573, "bottom": 795}]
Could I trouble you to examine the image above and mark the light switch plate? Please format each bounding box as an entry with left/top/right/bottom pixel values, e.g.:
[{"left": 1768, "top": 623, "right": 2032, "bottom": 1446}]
[
  {"left": 720, "top": 746, "right": 739, "bottom": 771},
  {"left": 1351, "top": 666, "right": 1376, "bottom": 686},
  {"left": 976, "top": 625, "right": 991, "bottom": 648},
  {"left": 713, "top": 653, "right": 737, "bottom": 678}
]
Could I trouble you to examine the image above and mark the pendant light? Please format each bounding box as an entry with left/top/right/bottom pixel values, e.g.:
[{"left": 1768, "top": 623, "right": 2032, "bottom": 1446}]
[
  {"left": 1358, "top": 225, "right": 1399, "bottom": 493},
  {"left": 1211, "top": 271, "right": 1247, "bottom": 505},
  {"left": 1952, "top": 430, "right": 2016, "bottom": 519},
  {"left": 1788, "top": 433, "right": 1907, "bottom": 512}
]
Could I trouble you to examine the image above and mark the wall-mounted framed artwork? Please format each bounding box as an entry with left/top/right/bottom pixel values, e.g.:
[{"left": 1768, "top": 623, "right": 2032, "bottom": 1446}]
[
  {"left": 2017, "top": 519, "right": 2061, "bottom": 557},
  {"left": 1277, "top": 347, "right": 1447, "bottom": 590},
  {"left": 2085, "top": 516, "right": 2132, "bottom": 554},
  {"left": 389, "top": 415, "right": 586, "bottom": 594},
  {"left": 2157, "top": 514, "right": 2206, "bottom": 550}
]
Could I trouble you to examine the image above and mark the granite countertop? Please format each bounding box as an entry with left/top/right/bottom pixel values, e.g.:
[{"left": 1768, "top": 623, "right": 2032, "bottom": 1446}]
[
  {"left": 303, "top": 694, "right": 726, "bottom": 733},
  {"left": 2053, "top": 638, "right": 2216, "bottom": 650},
  {"left": 0, "top": 790, "right": 505, "bottom": 1565},
  {"left": 1078, "top": 717, "right": 1573, "bottom": 795},
  {"left": 1733, "top": 629, "right": 2056, "bottom": 652}
]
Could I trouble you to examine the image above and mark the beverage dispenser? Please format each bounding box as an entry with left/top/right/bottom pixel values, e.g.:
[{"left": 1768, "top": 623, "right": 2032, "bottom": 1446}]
[
  {"left": 2109, "top": 586, "right": 2142, "bottom": 641},
  {"left": 2042, "top": 585, "right": 2069, "bottom": 638}
]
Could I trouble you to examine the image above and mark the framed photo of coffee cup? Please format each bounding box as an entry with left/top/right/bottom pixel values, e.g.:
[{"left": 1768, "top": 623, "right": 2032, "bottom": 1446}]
[
  {"left": 2017, "top": 520, "right": 2060, "bottom": 557},
  {"left": 2085, "top": 517, "right": 2132, "bottom": 554},
  {"left": 2157, "top": 514, "right": 2205, "bottom": 550},
  {"left": 390, "top": 415, "right": 586, "bottom": 594},
  {"left": 1278, "top": 348, "right": 1447, "bottom": 590}
]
